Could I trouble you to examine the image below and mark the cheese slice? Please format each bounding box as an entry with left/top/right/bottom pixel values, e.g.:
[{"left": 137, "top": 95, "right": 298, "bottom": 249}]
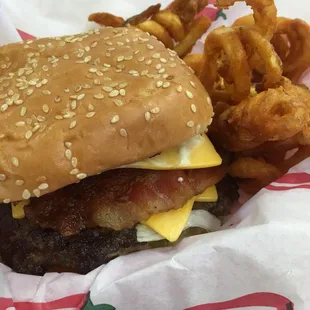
[
  {"left": 143, "top": 186, "right": 218, "bottom": 242},
  {"left": 143, "top": 197, "right": 196, "bottom": 242},
  {"left": 195, "top": 185, "right": 218, "bottom": 202},
  {"left": 125, "top": 134, "right": 222, "bottom": 170}
]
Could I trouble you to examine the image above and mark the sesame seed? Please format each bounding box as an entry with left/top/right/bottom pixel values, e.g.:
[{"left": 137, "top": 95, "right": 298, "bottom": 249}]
[
  {"left": 160, "top": 58, "right": 167, "bottom": 63},
  {"left": 178, "top": 177, "right": 184, "bottom": 183},
  {"left": 15, "top": 180, "right": 24, "bottom": 186},
  {"left": 147, "top": 44, "right": 154, "bottom": 50},
  {"left": 119, "top": 89, "right": 126, "bottom": 96},
  {"left": 89, "top": 67, "right": 97, "bottom": 73},
  {"left": 125, "top": 56, "right": 133, "bottom": 60},
  {"left": 190, "top": 81, "right": 196, "bottom": 88},
  {"left": 20, "top": 107, "right": 27, "bottom": 116},
  {"left": 85, "top": 46, "right": 91, "bottom": 52},
  {"left": 42, "top": 104, "right": 49, "bottom": 113},
  {"left": 88, "top": 104, "right": 94, "bottom": 111},
  {"left": 71, "top": 100, "right": 77, "bottom": 110},
  {"left": 42, "top": 65, "right": 48, "bottom": 71},
  {"left": 42, "top": 79, "right": 48, "bottom": 85},
  {"left": 26, "top": 89, "right": 34, "bottom": 96},
  {"left": 177, "top": 85, "right": 183, "bottom": 92},
  {"left": 63, "top": 54, "right": 69, "bottom": 59},
  {"left": 0, "top": 174, "right": 6, "bottom": 181},
  {"left": 156, "top": 64, "right": 162, "bottom": 70},
  {"left": 37, "top": 116, "right": 46, "bottom": 122},
  {"left": 14, "top": 100, "right": 23, "bottom": 105},
  {"left": 145, "top": 111, "right": 151, "bottom": 121},
  {"left": 77, "top": 173, "right": 87, "bottom": 180},
  {"left": 64, "top": 88, "right": 70, "bottom": 93},
  {"left": 33, "top": 189, "right": 41, "bottom": 197},
  {"left": 114, "top": 99, "right": 124, "bottom": 106},
  {"left": 145, "top": 60, "right": 152, "bottom": 65},
  {"left": 65, "top": 149, "right": 72, "bottom": 160},
  {"left": 170, "top": 63, "right": 177, "bottom": 67},
  {"left": 119, "top": 82, "right": 128, "bottom": 88},
  {"left": 102, "top": 86, "right": 112, "bottom": 92},
  {"left": 94, "top": 93, "right": 104, "bottom": 99},
  {"left": 151, "top": 107, "right": 160, "bottom": 114},
  {"left": 103, "top": 63, "right": 111, "bottom": 68},
  {"left": 83, "top": 84, "right": 91, "bottom": 89},
  {"left": 158, "top": 68, "right": 166, "bottom": 74},
  {"left": 109, "top": 89, "right": 119, "bottom": 97},
  {"left": 77, "top": 94, "right": 85, "bottom": 100},
  {"left": 75, "top": 85, "right": 82, "bottom": 92},
  {"left": 29, "top": 79, "right": 37, "bottom": 86},
  {"left": 70, "top": 168, "right": 79, "bottom": 175},
  {"left": 187, "top": 120, "right": 194, "bottom": 128},
  {"left": 36, "top": 83, "right": 42, "bottom": 88},
  {"left": 86, "top": 111, "right": 96, "bottom": 118},
  {"left": 63, "top": 142, "right": 72, "bottom": 149},
  {"left": 71, "top": 157, "right": 78, "bottom": 168},
  {"left": 120, "top": 128, "right": 128, "bottom": 137},
  {"left": 25, "top": 130, "right": 33, "bottom": 139},
  {"left": 32, "top": 125, "right": 40, "bottom": 133},
  {"left": 191, "top": 104, "right": 197, "bottom": 113},
  {"left": 163, "top": 82, "right": 170, "bottom": 88},
  {"left": 1, "top": 104, "right": 8, "bottom": 112},
  {"left": 138, "top": 57, "right": 145, "bottom": 62},
  {"left": 84, "top": 56, "right": 92, "bottom": 63},
  {"left": 111, "top": 115, "right": 120, "bottom": 124},
  {"left": 94, "top": 79, "right": 101, "bottom": 85},
  {"left": 69, "top": 120, "right": 77, "bottom": 129},
  {"left": 38, "top": 183, "right": 49, "bottom": 190},
  {"left": 141, "top": 70, "right": 148, "bottom": 76},
  {"left": 3, "top": 198, "right": 11, "bottom": 204},
  {"left": 152, "top": 53, "right": 160, "bottom": 59},
  {"left": 96, "top": 71, "right": 104, "bottom": 76},
  {"left": 156, "top": 81, "right": 163, "bottom": 88},
  {"left": 22, "top": 189, "right": 31, "bottom": 200},
  {"left": 186, "top": 90, "right": 194, "bottom": 99},
  {"left": 91, "top": 42, "right": 98, "bottom": 48}
]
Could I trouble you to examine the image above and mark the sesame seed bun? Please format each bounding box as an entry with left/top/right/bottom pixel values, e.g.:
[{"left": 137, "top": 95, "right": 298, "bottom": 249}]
[{"left": 0, "top": 26, "right": 213, "bottom": 202}]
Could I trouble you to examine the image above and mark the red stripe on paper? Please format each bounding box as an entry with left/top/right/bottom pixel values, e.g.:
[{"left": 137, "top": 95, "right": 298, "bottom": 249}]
[
  {"left": 0, "top": 293, "right": 87, "bottom": 310},
  {"left": 266, "top": 184, "right": 310, "bottom": 191},
  {"left": 275, "top": 173, "right": 310, "bottom": 185},
  {"left": 186, "top": 292, "right": 293, "bottom": 310}
]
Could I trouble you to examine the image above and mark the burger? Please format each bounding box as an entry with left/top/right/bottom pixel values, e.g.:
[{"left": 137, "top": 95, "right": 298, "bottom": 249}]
[{"left": 0, "top": 26, "right": 238, "bottom": 275}]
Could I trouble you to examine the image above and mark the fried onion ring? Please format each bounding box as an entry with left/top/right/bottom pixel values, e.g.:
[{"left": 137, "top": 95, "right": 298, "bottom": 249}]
[
  {"left": 276, "top": 18, "right": 310, "bottom": 82},
  {"left": 88, "top": 12, "right": 124, "bottom": 27},
  {"left": 215, "top": 0, "right": 277, "bottom": 40},
  {"left": 174, "top": 15, "right": 211, "bottom": 57},
  {"left": 183, "top": 54, "right": 205, "bottom": 76},
  {"left": 238, "top": 27, "right": 283, "bottom": 88},
  {"left": 153, "top": 10, "right": 185, "bottom": 42},
  {"left": 137, "top": 20, "right": 174, "bottom": 49},
  {"left": 210, "top": 82, "right": 310, "bottom": 151},
  {"left": 229, "top": 157, "right": 281, "bottom": 180},
  {"left": 200, "top": 26, "right": 251, "bottom": 102}
]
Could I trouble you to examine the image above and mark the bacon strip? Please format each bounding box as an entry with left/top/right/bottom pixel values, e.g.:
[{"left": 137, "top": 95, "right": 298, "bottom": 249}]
[{"left": 25, "top": 167, "right": 226, "bottom": 236}]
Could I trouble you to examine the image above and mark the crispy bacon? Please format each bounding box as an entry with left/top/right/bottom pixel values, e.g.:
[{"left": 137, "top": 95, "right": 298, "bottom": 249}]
[{"left": 25, "top": 167, "right": 226, "bottom": 236}]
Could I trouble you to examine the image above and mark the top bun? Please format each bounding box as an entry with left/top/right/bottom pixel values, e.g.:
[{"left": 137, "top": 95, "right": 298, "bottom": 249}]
[{"left": 0, "top": 26, "right": 213, "bottom": 202}]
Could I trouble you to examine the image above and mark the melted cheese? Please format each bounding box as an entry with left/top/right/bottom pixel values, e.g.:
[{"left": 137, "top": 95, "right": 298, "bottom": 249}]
[
  {"left": 11, "top": 200, "right": 29, "bottom": 219},
  {"left": 125, "top": 134, "right": 222, "bottom": 170}
]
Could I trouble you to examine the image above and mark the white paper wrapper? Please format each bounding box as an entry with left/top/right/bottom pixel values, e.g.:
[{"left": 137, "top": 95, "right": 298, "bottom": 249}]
[{"left": 0, "top": 0, "right": 310, "bottom": 309}]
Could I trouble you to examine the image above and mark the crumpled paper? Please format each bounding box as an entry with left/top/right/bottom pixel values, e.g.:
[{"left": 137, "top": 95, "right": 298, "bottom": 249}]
[{"left": 0, "top": 0, "right": 310, "bottom": 309}]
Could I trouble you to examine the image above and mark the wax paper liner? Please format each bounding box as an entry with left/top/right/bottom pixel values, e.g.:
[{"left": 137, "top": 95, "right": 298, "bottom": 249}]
[{"left": 0, "top": 0, "right": 310, "bottom": 309}]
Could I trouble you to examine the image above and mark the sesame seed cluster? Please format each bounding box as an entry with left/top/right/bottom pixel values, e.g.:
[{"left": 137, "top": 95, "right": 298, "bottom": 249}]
[{"left": 0, "top": 26, "right": 213, "bottom": 202}]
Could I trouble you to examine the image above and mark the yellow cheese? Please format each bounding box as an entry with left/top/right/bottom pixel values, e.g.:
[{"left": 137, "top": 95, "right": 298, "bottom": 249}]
[
  {"left": 143, "top": 186, "right": 218, "bottom": 242},
  {"left": 11, "top": 200, "right": 29, "bottom": 219},
  {"left": 125, "top": 134, "right": 222, "bottom": 170},
  {"left": 143, "top": 197, "right": 196, "bottom": 242},
  {"left": 195, "top": 185, "right": 218, "bottom": 202}
]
